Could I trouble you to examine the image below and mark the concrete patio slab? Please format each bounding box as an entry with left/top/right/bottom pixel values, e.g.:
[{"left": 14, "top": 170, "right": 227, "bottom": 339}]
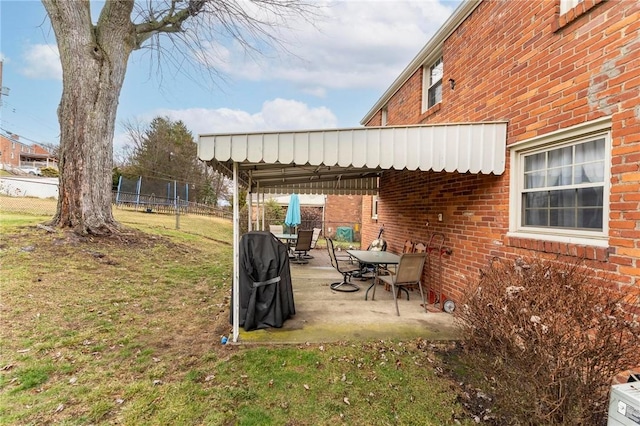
[{"left": 238, "top": 247, "right": 459, "bottom": 344}]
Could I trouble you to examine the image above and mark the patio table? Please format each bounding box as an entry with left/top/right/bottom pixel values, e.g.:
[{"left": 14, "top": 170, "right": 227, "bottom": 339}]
[
  {"left": 273, "top": 233, "right": 297, "bottom": 244},
  {"left": 346, "top": 250, "right": 400, "bottom": 300}
]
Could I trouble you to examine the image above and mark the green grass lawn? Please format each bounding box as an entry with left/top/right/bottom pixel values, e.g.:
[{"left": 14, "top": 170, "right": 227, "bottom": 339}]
[{"left": 0, "top": 204, "right": 475, "bottom": 425}]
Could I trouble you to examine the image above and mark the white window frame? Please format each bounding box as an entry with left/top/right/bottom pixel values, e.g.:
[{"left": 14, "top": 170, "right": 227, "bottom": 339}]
[
  {"left": 381, "top": 106, "right": 388, "bottom": 126},
  {"left": 508, "top": 117, "right": 611, "bottom": 247},
  {"left": 371, "top": 195, "right": 378, "bottom": 220},
  {"left": 422, "top": 56, "right": 443, "bottom": 112},
  {"left": 560, "top": 0, "right": 583, "bottom": 15}
]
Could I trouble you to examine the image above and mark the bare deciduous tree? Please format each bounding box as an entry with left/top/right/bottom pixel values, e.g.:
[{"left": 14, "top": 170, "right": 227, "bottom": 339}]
[{"left": 42, "top": 0, "right": 313, "bottom": 235}]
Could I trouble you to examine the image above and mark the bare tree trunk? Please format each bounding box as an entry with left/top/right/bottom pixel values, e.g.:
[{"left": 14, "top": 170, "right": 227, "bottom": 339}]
[
  {"left": 43, "top": 0, "right": 135, "bottom": 235},
  {"left": 41, "top": 0, "right": 311, "bottom": 234}
]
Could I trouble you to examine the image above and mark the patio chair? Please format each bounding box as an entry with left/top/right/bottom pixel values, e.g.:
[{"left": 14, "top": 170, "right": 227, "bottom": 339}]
[
  {"left": 413, "top": 242, "right": 427, "bottom": 253},
  {"left": 375, "top": 252, "right": 427, "bottom": 316},
  {"left": 269, "top": 224, "right": 284, "bottom": 235},
  {"left": 353, "top": 236, "right": 389, "bottom": 280},
  {"left": 303, "top": 227, "right": 322, "bottom": 259},
  {"left": 290, "top": 230, "right": 313, "bottom": 264},
  {"left": 384, "top": 240, "right": 415, "bottom": 284},
  {"left": 403, "top": 240, "right": 415, "bottom": 253},
  {"left": 326, "top": 238, "right": 361, "bottom": 292}
]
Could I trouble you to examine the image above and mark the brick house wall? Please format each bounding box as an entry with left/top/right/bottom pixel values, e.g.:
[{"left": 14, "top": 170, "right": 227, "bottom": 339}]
[
  {"left": 362, "top": 0, "right": 640, "bottom": 306},
  {"left": 324, "top": 195, "right": 362, "bottom": 241},
  {"left": 0, "top": 134, "right": 22, "bottom": 168},
  {"left": 0, "top": 134, "right": 57, "bottom": 169}
]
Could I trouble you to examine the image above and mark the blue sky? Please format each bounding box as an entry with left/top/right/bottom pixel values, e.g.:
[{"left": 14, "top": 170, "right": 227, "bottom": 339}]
[{"left": 0, "top": 0, "right": 461, "bottom": 158}]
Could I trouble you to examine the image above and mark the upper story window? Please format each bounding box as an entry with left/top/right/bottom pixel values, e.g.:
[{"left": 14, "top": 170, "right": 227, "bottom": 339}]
[
  {"left": 381, "top": 106, "right": 388, "bottom": 126},
  {"left": 422, "top": 57, "right": 443, "bottom": 112},
  {"left": 560, "top": 0, "right": 583, "bottom": 14},
  {"left": 509, "top": 117, "right": 611, "bottom": 246}
]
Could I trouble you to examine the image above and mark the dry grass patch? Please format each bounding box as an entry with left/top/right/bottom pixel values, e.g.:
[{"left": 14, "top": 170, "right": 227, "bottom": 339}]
[
  {"left": 1, "top": 209, "right": 475, "bottom": 425},
  {"left": 1, "top": 213, "right": 234, "bottom": 424}
]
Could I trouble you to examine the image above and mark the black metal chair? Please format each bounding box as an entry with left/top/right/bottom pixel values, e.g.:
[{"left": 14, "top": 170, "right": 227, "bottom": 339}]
[
  {"left": 290, "top": 230, "right": 313, "bottom": 264},
  {"left": 303, "top": 228, "right": 322, "bottom": 259},
  {"left": 326, "top": 238, "right": 360, "bottom": 292}
]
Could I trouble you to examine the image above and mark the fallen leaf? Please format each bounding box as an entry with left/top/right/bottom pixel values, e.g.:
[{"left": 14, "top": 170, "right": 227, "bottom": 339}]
[
  {"left": 54, "top": 404, "right": 64, "bottom": 413},
  {"left": 343, "top": 397, "right": 350, "bottom": 405},
  {"left": 303, "top": 384, "right": 309, "bottom": 390}
]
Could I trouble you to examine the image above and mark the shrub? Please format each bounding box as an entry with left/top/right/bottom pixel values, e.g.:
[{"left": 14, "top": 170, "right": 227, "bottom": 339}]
[
  {"left": 264, "top": 199, "right": 284, "bottom": 228},
  {"left": 455, "top": 257, "right": 639, "bottom": 425},
  {"left": 300, "top": 206, "right": 323, "bottom": 230},
  {"left": 40, "top": 167, "right": 59, "bottom": 177}
]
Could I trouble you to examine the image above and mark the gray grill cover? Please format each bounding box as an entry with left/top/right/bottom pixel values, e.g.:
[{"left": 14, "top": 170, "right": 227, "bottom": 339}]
[{"left": 234, "top": 231, "right": 295, "bottom": 331}]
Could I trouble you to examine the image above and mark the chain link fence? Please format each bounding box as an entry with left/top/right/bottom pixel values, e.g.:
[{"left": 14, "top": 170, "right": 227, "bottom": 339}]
[
  {"left": 0, "top": 194, "right": 233, "bottom": 220},
  {"left": 0, "top": 175, "right": 232, "bottom": 219},
  {"left": 0, "top": 194, "right": 58, "bottom": 217}
]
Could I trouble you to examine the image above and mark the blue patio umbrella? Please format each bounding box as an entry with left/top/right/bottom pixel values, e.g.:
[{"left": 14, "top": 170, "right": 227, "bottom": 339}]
[{"left": 284, "top": 193, "right": 301, "bottom": 231}]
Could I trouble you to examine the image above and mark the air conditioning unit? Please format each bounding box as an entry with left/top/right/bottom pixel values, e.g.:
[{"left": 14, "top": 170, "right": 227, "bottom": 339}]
[{"left": 607, "top": 382, "right": 640, "bottom": 425}]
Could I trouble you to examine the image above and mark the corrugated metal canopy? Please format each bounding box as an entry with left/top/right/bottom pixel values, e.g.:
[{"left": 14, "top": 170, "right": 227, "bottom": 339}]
[{"left": 197, "top": 122, "right": 507, "bottom": 195}]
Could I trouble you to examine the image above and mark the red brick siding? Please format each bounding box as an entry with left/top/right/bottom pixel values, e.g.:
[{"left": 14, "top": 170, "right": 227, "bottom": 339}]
[
  {"left": 324, "top": 195, "right": 363, "bottom": 240},
  {"left": 363, "top": 0, "right": 640, "bottom": 306},
  {"left": 361, "top": 195, "right": 379, "bottom": 246},
  {"left": 0, "top": 135, "right": 20, "bottom": 168}
]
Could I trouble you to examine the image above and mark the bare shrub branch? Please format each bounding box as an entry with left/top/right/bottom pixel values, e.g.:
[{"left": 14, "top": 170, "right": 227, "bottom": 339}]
[{"left": 455, "top": 256, "right": 640, "bottom": 425}]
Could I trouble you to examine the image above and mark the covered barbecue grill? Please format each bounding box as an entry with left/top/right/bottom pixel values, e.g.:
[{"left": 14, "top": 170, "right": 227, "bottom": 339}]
[{"left": 234, "top": 231, "right": 295, "bottom": 331}]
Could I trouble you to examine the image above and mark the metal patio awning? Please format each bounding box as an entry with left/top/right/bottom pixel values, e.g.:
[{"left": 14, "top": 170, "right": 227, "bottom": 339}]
[
  {"left": 197, "top": 121, "right": 508, "bottom": 343},
  {"left": 197, "top": 122, "right": 507, "bottom": 195}
]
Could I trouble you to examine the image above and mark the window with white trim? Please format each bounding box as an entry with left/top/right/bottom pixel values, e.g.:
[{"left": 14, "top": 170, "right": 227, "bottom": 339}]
[
  {"left": 381, "top": 106, "right": 388, "bottom": 126},
  {"left": 510, "top": 119, "right": 610, "bottom": 244},
  {"left": 371, "top": 195, "right": 378, "bottom": 219},
  {"left": 422, "top": 57, "right": 443, "bottom": 111},
  {"left": 560, "top": 0, "right": 583, "bottom": 15}
]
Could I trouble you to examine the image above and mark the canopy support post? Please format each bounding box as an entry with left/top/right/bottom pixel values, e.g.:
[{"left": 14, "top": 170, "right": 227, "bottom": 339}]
[
  {"left": 232, "top": 162, "right": 240, "bottom": 343},
  {"left": 247, "top": 175, "right": 252, "bottom": 232},
  {"left": 256, "top": 182, "right": 261, "bottom": 231}
]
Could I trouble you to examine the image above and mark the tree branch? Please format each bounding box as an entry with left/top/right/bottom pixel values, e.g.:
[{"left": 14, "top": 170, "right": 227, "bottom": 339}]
[{"left": 134, "top": 0, "right": 206, "bottom": 49}]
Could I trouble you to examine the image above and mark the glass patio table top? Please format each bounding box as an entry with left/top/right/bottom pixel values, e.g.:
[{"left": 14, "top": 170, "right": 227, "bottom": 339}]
[{"left": 346, "top": 250, "right": 400, "bottom": 300}]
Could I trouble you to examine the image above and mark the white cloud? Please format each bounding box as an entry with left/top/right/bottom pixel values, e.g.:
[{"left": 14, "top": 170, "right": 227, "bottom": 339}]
[
  {"left": 21, "top": 44, "right": 62, "bottom": 80},
  {"left": 196, "top": 0, "right": 458, "bottom": 94},
  {"left": 132, "top": 98, "right": 338, "bottom": 137}
]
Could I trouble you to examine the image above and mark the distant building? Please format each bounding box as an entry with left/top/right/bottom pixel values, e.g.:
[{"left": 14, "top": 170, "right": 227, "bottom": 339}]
[
  {"left": 0, "top": 133, "right": 58, "bottom": 171},
  {"left": 250, "top": 193, "right": 363, "bottom": 241}
]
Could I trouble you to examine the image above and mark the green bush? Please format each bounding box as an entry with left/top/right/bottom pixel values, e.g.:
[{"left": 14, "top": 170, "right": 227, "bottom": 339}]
[
  {"left": 455, "top": 257, "right": 640, "bottom": 425},
  {"left": 40, "top": 167, "right": 59, "bottom": 177}
]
